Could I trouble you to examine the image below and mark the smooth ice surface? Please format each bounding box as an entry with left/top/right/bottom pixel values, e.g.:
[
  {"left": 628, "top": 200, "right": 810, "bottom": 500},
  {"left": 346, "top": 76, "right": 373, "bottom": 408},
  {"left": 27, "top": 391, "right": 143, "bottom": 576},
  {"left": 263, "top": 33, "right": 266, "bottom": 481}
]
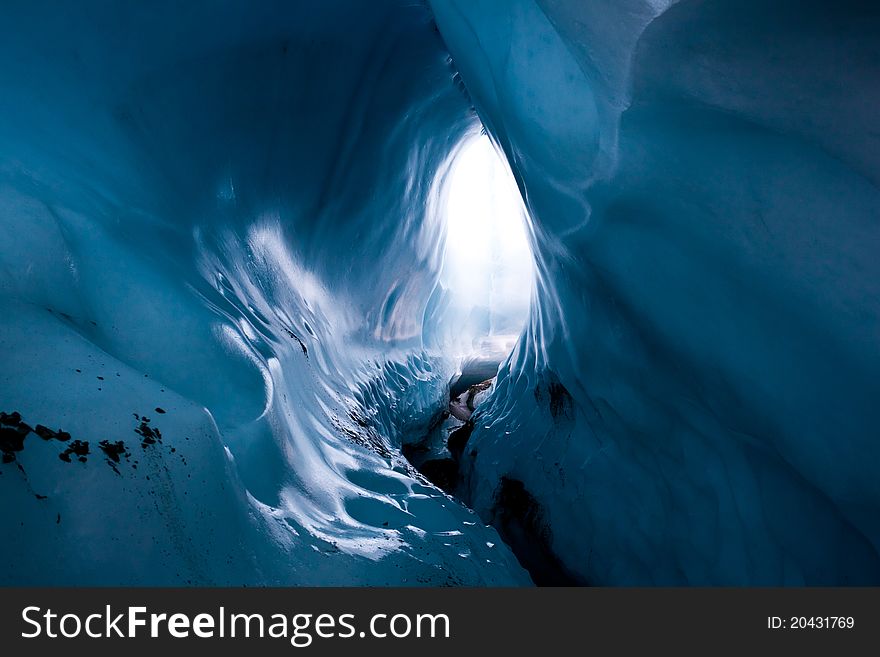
[
  {"left": 0, "top": 0, "right": 528, "bottom": 585},
  {"left": 2, "top": 0, "right": 879, "bottom": 586},
  {"left": 431, "top": 0, "right": 880, "bottom": 584}
]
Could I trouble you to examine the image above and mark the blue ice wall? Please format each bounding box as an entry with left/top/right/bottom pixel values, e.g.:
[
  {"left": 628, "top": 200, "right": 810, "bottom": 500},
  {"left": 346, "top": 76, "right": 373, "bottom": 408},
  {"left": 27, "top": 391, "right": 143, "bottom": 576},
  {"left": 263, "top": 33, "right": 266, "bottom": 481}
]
[
  {"left": 431, "top": 0, "right": 880, "bottom": 584},
  {"left": 3, "top": 0, "right": 878, "bottom": 587},
  {"left": 0, "top": 0, "right": 528, "bottom": 585}
]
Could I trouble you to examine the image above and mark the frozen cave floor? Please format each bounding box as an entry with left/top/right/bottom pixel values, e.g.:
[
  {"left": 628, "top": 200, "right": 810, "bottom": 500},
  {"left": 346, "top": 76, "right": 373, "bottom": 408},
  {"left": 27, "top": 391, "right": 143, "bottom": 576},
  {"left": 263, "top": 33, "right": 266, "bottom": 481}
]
[{"left": 402, "top": 360, "right": 579, "bottom": 586}]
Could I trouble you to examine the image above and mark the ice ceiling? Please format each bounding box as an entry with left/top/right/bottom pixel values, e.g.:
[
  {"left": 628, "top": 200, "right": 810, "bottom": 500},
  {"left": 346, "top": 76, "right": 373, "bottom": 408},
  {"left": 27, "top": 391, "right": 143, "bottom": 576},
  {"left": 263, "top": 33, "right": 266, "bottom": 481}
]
[{"left": 1, "top": 0, "right": 878, "bottom": 585}]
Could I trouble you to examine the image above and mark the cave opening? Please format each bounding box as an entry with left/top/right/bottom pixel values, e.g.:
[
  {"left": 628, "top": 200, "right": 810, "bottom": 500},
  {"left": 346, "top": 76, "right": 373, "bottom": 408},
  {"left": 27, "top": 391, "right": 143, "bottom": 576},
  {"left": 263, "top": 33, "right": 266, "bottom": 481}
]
[
  {"left": 438, "top": 132, "right": 535, "bottom": 353},
  {"left": 430, "top": 129, "right": 536, "bottom": 396},
  {"left": 400, "top": 128, "right": 548, "bottom": 579}
]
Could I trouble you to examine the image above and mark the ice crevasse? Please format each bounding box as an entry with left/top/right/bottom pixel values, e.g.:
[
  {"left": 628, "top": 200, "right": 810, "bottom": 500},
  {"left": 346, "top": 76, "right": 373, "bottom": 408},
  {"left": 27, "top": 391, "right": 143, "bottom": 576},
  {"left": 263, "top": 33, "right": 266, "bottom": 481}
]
[{"left": 1, "top": 0, "right": 878, "bottom": 585}]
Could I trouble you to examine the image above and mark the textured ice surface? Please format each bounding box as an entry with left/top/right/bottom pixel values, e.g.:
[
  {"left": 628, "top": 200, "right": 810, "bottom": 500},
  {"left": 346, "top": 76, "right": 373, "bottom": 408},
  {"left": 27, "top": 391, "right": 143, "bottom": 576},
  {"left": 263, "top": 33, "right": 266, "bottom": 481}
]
[
  {"left": 431, "top": 0, "right": 880, "bottom": 583},
  {"left": 0, "top": 0, "right": 528, "bottom": 585},
  {"left": 3, "top": 0, "right": 879, "bottom": 586}
]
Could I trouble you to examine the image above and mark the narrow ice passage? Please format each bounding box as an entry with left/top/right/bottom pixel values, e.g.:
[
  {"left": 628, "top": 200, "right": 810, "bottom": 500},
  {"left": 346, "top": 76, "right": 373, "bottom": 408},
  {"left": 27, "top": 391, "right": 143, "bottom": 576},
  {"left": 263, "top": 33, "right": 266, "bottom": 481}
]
[{"left": 2, "top": 0, "right": 879, "bottom": 585}]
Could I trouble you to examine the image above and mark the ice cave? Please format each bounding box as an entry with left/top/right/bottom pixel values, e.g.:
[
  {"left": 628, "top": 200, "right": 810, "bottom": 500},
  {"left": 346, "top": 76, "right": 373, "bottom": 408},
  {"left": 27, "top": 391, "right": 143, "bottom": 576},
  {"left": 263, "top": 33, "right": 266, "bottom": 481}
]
[{"left": 1, "top": 0, "right": 879, "bottom": 586}]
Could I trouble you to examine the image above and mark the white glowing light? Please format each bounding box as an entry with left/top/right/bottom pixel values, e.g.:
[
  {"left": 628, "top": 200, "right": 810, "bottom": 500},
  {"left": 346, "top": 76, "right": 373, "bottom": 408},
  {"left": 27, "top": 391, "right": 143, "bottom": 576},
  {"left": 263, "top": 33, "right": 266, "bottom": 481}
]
[{"left": 440, "top": 134, "right": 534, "bottom": 350}]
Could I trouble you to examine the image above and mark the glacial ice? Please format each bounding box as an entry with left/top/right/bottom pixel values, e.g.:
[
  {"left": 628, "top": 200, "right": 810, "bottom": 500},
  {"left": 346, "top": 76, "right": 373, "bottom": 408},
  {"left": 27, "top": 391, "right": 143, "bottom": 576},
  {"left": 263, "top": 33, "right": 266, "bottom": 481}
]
[
  {"left": 0, "top": 0, "right": 527, "bottom": 585},
  {"left": 431, "top": 0, "right": 880, "bottom": 584},
  {"left": 2, "top": 0, "right": 879, "bottom": 586}
]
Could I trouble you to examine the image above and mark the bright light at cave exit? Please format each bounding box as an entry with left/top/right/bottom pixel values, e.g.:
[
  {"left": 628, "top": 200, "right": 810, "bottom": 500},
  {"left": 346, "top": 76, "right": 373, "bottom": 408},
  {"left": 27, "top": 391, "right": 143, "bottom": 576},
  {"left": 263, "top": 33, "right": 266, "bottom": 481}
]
[{"left": 441, "top": 134, "right": 534, "bottom": 356}]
